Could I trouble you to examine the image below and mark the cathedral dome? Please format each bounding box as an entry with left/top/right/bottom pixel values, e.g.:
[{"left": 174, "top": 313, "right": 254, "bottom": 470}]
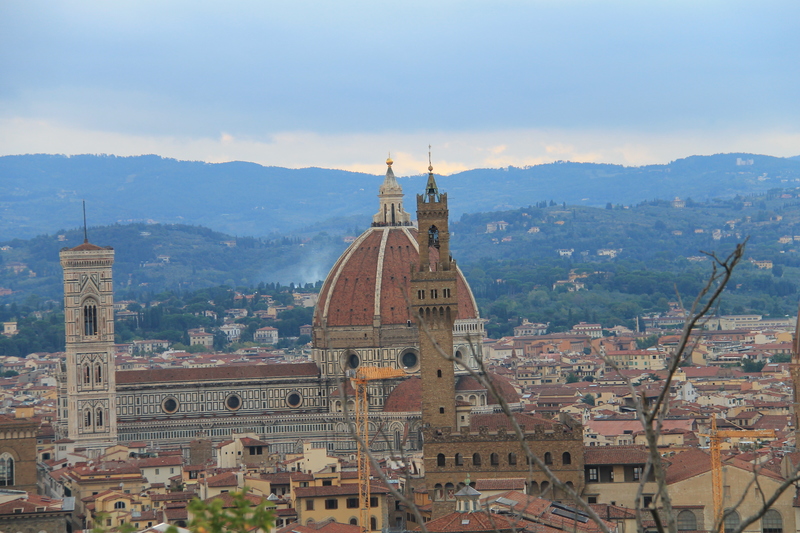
[
  {"left": 313, "top": 159, "right": 479, "bottom": 329},
  {"left": 313, "top": 226, "right": 479, "bottom": 328}
]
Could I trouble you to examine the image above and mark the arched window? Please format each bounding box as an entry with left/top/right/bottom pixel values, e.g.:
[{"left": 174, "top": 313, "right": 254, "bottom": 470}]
[
  {"left": 434, "top": 484, "right": 443, "bottom": 501},
  {"left": 428, "top": 226, "right": 440, "bottom": 249},
  {"left": 83, "top": 302, "right": 98, "bottom": 336},
  {"left": 490, "top": 453, "right": 499, "bottom": 466},
  {"left": 562, "top": 452, "right": 571, "bottom": 465},
  {"left": 528, "top": 481, "right": 538, "bottom": 495},
  {"left": 114, "top": 501, "right": 126, "bottom": 509},
  {"left": 350, "top": 518, "right": 358, "bottom": 526},
  {"left": 566, "top": 481, "right": 574, "bottom": 490},
  {"left": 437, "top": 369, "right": 442, "bottom": 378},
  {"left": 437, "top": 453, "right": 445, "bottom": 467},
  {"left": 544, "top": 452, "right": 553, "bottom": 465},
  {"left": 472, "top": 453, "right": 481, "bottom": 466},
  {"left": 84, "top": 365, "right": 91, "bottom": 385},
  {"left": 96, "top": 408, "right": 103, "bottom": 427},
  {"left": 762, "top": 510, "right": 782, "bottom": 533},
  {"left": 84, "top": 409, "right": 92, "bottom": 428},
  {"left": 370, "top": 517, "right": 377, "bottom": 531},
  {"left": 95, "top": 363, "right": 102, "bottom": 384},
  {"left": 540, "top": 481, "right": 550, "bottom": 495},
  {"left": 508, "top": 453, "right": 517, "bottom": 465},
  {"left": 455, "top": 453, "right": 463, "bottom": 466},
  {"left": 724, "top": 510, "right": 741, "bottom": 533},
  {"left": 0, "top": 454, "right": 14, "bottom": 487},
  {"left": 677, "top": 510, "right": 697, "bottom": 531},
  {"left": 445, "top": 483, "right": 455, "bottom": 501}
]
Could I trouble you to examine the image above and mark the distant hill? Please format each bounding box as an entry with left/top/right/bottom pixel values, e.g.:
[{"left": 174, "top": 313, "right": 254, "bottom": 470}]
[{"left": 1, "top": 152, "right": 800, "bottom": 241}]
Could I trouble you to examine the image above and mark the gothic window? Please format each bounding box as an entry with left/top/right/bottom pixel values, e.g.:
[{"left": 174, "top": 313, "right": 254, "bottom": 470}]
[
  {"left": 490, "top": 453, "right": 499, "bottom": 466},
  {"left": 428, "top": 226, "right": 440, "bottom": 249},
  {"left": 83, "top": 302, "right": 98, "bottom": 336},
  {"left": 96, "top": 408, "right": 103, "bottom": 427},
  {"left": 84, "top": 409, "right": 92, "bottom": 428},
  {"left": 472, "top": 453, "right": 482, "bottom": 466},
  {"left": 0, "top": 454, "right": 14, "bottom": 487},
  {"left": 95, "top": 363, "right": 103, "bottom": 384},
  {"left": 84, "top": 365, "right": 91, "bottom": 385},
  {"left": 562, "top": 452, "right": 572, "bottom": 465},
  {"left": 508, "top": 452, "right": 517, "bottom": 465},
  {"left": 544, "top": 452, "right": 553, "bottom": 465},
  {"left": 677, "top": 510, "right": 697, "bottom": 531}
]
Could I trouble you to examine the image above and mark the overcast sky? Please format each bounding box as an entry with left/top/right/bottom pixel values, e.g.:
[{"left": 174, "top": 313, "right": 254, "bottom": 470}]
[{"left": 1, "top": 1, "right": 798, "bottom": 176}]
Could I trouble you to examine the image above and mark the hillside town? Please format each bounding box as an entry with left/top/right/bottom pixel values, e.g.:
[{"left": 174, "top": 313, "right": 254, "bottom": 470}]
[{"left": 2, "top": 162, "right": 800, "bottom": 533}]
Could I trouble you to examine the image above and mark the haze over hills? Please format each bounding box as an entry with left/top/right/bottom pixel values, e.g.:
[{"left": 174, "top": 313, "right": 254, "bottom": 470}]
[{"left": 2, "top": 153, "right": 800, "bottom": 241}]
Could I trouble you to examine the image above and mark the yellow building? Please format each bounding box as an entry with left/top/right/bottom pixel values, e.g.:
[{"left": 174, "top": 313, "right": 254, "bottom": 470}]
[{"left": 294, "top": 483, "right": 390, "bottom": 531}]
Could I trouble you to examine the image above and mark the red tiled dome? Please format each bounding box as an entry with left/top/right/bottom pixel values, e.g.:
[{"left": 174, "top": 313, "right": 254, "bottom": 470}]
[
  {"left": 313, "top": 226, "right": 479, "bottom": 328},
  {"left": 383, "top": 373, "right": 518, "bottom": 413},
  {"left": 383, "top": 377, "right": 422, "bottom": 412}
]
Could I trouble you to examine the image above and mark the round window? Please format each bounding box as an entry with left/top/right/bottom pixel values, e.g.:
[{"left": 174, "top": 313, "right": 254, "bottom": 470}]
[
  {"left": 348, "top": 352, "right": 360, "bottom": 369},
  {"left": 287, "top": 392, "right": 302, "bottom": 408},
  {"left": 162, "top": 397, "right": 179, "bottom": 414},
  {"left": 225, "top": 394, "right": 242, "bottom": 411},
  {"left": 401, "top": 350, "right": 418, "bottom": 368}
]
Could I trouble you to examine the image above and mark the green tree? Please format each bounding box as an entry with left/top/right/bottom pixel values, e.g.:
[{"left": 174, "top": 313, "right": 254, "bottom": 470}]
[{"left": 581, "top": 393, "right": 595, "bottom": 406}]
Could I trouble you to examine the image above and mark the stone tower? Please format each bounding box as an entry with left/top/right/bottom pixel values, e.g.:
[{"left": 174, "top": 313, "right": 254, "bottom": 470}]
[
  {"left": 791, "top": 309, "right": 800, "bottom": 428},
  {"left": 57, "top": 239, "right": 118, "bottom": 451},
  {"left": 411, "top": 158, "right": 459, "bottom": 430}
]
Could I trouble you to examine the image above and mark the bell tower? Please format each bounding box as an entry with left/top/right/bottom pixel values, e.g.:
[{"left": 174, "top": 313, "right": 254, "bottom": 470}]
[
  {"left": 58, "top": 237, "right": 118, "bottom": 452},
  {"left": 412, "top": 153, "right": 458, "bottom": 430}
]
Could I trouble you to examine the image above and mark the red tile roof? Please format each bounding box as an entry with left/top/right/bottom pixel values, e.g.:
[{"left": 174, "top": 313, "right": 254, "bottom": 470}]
[
  {"left": 423, "top": 510, "right": 521, "bottom": 532},
  {"left": 584, "top": 446, "right": 652, "bottom": 465},
  {"left": 276, "top": 519, "right": 361, "bottom": 533}
]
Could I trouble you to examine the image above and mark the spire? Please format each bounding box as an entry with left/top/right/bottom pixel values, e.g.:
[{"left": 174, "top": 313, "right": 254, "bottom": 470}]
[
  {"left": 424, "top": 145, "right": 440, "bottom": 202},
  {"left": 372, "top": 155, "right": 411, "bottom": 227},
  {"left": 82, "top": 199, "right": 89, "bottom": 243}
]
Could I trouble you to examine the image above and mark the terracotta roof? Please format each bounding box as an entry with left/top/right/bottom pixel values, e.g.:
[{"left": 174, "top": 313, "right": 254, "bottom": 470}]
[
  {"left": 665, "top": 448, "right": 713, "bottom": 484},
  {"left": 470, "top": 412, "right": 559, "bottom": 432},
  {"left": 0, "top": 494, "right": 65, "bottom": 514},
  {"left": 205, "top": 472, "right": 238, "bottom": 487},
  {"left": 584, "top": 446, "right": 652, "bottom": 465},
  {"left": 116, "top": 362, "right": 318, "bottom": 384},
  {"left": 203, "top": 492, "right": 272, "bottom": 508},
  {"left": 314, "top": 227, "right": 478, "bottom": 328},
  {"left": 487, "top": 373, "right": 520, "bottom": 405},
  {"left": 240, "top": 437, "right": 269, "bottom": 447},
  {"left": 66, "top": 241, "right": 110, "bottom": 252},
  {"left": 423, "top": 510, "right": 522, "bottom": 532},
  {"left": 150, "top": 491, "right": 196, "bottom": 501}
]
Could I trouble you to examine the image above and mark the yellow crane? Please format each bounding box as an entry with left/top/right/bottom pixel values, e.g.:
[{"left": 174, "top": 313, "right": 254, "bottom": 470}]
[
  {"left": 704, "top": 415, "right": 775, "bottom": 533},
  {"left": 349, "top": 366, "right": 405, "bottom": 533}
]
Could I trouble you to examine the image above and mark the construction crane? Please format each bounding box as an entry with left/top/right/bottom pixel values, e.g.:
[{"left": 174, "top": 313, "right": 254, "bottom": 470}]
[
  {"left": 704, "top": 415, "right": 775, "bottom": 533},
  {"left": 349, "top": 366, "right": 405, "bottom": 533}
]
